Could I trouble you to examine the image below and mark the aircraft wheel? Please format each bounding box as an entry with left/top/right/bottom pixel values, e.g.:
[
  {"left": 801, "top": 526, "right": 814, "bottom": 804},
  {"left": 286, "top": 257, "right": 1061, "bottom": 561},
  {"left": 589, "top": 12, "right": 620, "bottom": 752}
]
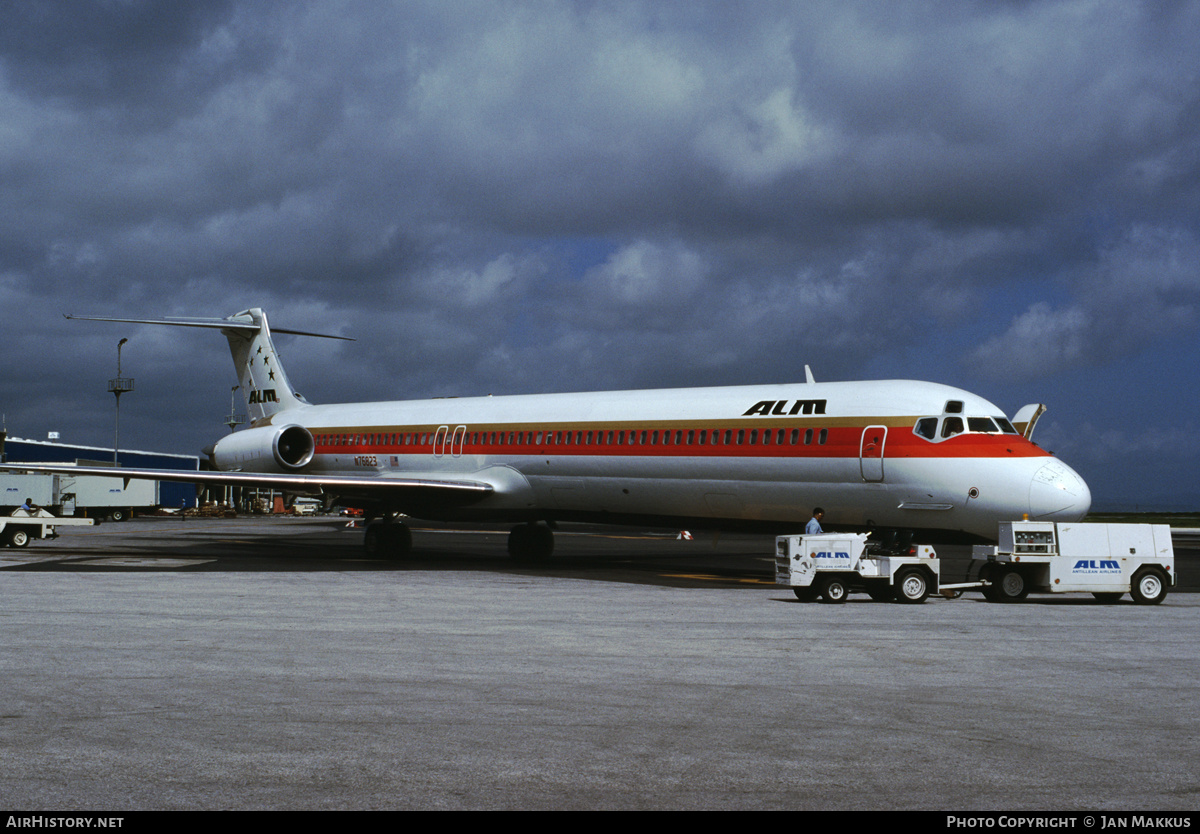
[
  {"left": 793, "top": 587, "right": 818, "bottom": 602},
  {"left": 364, "top": 522, "right": 412, "bottom": 559},
  {"left": 993, "top": 568, "right": 1029, "bottom": 602},
  {"left": 819, "top": 575, "right": 849, "bottom": 604},
  {"left": 1130, "top": 569, "right": 1168, "bottom": 606},
  {"left": 508, "top": 523, "right": 554, "bottom": 562},
  {"left": 384, "top": 523, "right": 413, "bottom": 559},
  {"left": 6, "top": 527, "right": 30, "bottom": 548},
  {"left": 507, "top": 525, "right": 529, "bottom": 559},
  {"left": 1092, "top": 592, "right": 1123, "bottom": 604},
  {"left": 363, "top": 524, "right": 384, "bottom": 556},
  {"left": 895, "top": 569, "right": 929, "bottom": 604}
]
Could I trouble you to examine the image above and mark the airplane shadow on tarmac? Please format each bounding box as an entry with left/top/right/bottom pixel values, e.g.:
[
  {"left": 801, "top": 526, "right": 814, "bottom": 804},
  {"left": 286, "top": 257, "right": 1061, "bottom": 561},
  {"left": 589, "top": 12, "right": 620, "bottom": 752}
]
[
  {"left": 1, "top": 517, "right": 786, "bottom": 589},
  {"left": 5, "top": 517, "right": 1194, "bottom": 595}
]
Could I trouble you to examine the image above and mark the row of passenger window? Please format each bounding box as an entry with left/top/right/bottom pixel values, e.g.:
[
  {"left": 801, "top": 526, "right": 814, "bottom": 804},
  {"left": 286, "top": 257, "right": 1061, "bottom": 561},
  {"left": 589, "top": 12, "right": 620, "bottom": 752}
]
[
  {"left": 913, "top": 415, "right": 1019, "bottom": 442},
  {"left": 316, "top": 426, "right": 832, "bottom": 449}
]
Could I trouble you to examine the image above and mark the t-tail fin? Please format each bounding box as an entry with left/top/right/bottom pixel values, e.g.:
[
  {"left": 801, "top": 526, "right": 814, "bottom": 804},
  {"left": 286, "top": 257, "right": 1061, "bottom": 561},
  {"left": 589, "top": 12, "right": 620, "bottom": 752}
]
[
  {"left": 220, "top": 308, "right": 312, "bottom": 422},
  {"left": 64, "top": 308, "right": 352, "bottom": 424}
]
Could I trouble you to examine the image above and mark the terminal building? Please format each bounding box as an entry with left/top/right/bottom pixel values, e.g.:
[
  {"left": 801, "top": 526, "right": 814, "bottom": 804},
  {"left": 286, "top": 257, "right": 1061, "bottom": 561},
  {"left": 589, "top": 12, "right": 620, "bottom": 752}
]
[{"left": 0, "top": 430, "right": 201, "bottom": 512}]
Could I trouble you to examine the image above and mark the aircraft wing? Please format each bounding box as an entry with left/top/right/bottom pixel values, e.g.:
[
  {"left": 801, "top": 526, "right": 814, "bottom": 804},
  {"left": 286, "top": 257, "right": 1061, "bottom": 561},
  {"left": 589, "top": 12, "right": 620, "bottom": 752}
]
[{"left": 0, "top": 463, "right": 493, "bottom": 506}]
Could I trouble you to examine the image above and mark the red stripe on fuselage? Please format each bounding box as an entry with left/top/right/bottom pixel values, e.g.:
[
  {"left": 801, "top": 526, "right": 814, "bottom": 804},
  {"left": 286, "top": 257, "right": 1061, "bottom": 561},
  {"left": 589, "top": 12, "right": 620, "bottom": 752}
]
[{"left": 309, "top": 423, "right": 1049, "bottom": 460}]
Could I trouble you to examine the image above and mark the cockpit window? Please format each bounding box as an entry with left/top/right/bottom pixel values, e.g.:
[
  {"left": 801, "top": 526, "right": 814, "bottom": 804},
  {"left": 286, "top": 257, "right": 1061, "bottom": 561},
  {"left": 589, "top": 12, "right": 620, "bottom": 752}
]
[
  {"left": 944, "top": 400, "right": 964, "bottom": 414},
  {"left": 915, "top": 417, "right": 938, "bottom": 440},
  {"left": 916, "top": 413, "right": 1022, "bottom": 442}
]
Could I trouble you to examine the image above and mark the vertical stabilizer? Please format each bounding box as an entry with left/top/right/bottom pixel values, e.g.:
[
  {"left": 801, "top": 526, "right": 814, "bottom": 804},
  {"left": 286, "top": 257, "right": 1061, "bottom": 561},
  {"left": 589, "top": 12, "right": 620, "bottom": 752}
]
[{"left": 220, "top": 308, "right": 309, "bottom": 423}]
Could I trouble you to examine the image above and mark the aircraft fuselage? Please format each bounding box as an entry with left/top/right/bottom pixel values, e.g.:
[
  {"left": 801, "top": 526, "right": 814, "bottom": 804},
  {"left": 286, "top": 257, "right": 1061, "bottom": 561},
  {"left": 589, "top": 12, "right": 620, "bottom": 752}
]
[{"left": 216, "top": 378, "right": 1090, "bottom": 542}]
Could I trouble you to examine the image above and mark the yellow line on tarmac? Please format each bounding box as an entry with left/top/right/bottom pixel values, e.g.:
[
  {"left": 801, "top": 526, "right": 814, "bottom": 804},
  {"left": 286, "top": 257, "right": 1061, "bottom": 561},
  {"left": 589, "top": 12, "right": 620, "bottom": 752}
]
[
  {"left": 662, "top": 573, "right": 772, "bottom": 588},
  {"left": 411, "top": 528, "right": 676, "bottom": 540}
]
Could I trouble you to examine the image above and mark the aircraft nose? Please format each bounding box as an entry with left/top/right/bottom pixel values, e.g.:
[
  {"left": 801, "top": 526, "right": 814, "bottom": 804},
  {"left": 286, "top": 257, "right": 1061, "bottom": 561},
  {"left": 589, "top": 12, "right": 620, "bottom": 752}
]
[{"left": 1028, "top": 460, "right": 1091, "bottom": 522}]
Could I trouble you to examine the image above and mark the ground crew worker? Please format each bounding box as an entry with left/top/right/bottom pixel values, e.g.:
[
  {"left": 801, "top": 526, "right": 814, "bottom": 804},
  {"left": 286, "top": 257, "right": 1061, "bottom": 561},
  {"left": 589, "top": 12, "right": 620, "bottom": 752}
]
[{"left": 806, "top": 507, "right": 825, "bottom": 535}]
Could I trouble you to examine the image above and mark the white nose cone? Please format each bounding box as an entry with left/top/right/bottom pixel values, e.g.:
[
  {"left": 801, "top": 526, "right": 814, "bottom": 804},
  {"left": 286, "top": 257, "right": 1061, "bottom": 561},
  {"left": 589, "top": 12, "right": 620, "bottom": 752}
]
[{"left": 1029, "top": 460, "right": 1091, "bottom": 522}]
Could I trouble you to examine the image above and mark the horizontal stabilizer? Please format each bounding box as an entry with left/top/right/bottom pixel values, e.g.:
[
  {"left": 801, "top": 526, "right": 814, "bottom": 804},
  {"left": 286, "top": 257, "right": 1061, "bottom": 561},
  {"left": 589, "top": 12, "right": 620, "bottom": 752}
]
[
  {"left": 66, "top": 308, "right": 351, "bottom": 422},
  {"left": 63, "top": 313, "right": 355, "bottom": 341}
]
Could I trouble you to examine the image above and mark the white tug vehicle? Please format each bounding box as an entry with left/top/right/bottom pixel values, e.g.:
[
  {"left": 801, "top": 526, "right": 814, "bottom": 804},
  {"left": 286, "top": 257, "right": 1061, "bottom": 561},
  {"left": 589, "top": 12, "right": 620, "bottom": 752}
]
[
  {"left": 1, "top": 508, "right": 94, "bottom": 548},
  {"left": 775, "top": 532, "right": 939, "bottom": 604},
  {"left": 973, "top": 521, "right": 1174, "bottom": 605},
  {"left": 777, "top": 521, "right": 1175, "bottom": 605}
]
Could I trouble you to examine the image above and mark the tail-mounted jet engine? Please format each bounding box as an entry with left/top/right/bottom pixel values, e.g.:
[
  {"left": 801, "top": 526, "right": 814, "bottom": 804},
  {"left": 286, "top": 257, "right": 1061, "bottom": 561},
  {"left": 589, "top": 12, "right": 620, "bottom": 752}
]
[{"left": 209, "top": 424, "right": 315, "bottom": 473}]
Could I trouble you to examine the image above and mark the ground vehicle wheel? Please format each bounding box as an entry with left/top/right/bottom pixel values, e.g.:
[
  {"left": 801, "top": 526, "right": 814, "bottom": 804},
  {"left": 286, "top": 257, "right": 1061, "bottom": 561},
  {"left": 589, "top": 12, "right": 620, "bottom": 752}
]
[
  {"left": 865, "top": 583, "right": 893, "bottom": 602},
  {"left": 793, "top": 587, "right": 818, "bottom": 601},
  {"left": 979, "top": 564, "right": 1000, "bottom": 601},
  {"left": 1092, "top": 592, "right": 1123, "bottom": 604},
  {"left": 109, "top": 508, "right": 128, "bottom": 522},
  {"left": 6, "top": 527, "right": 31, "bottom": 548},
  {"left": 1130, "top": 569, "right": 1168, "bottom": 605},
  {"left": 992, "top": 568, "right": 1028, "bottom": 602},
  {"left": 895, "top": 569, "right": 929, "bottom": 604},
  {"left": 819, "top": 576, "right": 849, "bottom": 604}
]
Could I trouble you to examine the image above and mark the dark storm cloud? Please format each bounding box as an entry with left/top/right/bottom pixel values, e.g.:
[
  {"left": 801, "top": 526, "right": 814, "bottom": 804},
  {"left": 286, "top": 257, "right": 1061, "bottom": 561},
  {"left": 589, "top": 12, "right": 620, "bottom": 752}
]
[
  {"left": 0, "top": 1, "right": 251, "bottom": 115},
  {"left": 1, "top": 1, "right": 1198, "bottom": 507},
  {"left": 970, "top": 224, "right": 1200, "bottom": 378}
]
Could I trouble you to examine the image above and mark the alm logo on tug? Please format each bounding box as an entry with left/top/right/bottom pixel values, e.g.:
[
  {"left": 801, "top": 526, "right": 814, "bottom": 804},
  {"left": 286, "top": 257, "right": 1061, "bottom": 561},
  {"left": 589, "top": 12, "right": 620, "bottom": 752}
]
[{"left": 1072, "top": 559, "right": 1121, "bottom": 573}]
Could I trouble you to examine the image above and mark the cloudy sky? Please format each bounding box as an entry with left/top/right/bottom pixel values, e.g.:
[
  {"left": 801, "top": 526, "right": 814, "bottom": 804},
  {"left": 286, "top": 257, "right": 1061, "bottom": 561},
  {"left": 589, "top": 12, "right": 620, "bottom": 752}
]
[{"left": 1, "top": 1, "right": 1198, "bottom": 509}]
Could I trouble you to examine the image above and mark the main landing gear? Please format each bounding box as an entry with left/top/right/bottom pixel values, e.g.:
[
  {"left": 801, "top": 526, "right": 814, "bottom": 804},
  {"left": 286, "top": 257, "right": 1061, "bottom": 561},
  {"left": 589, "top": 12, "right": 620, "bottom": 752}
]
[
  {"left": 508, "top": 523, "right": 554, "bottom": 562},
  {"left": 363, "top": 519, "right": 412, "bottom": 559},
  {"left": 362, "top": 519, "right": 557, "bottom": 562}
]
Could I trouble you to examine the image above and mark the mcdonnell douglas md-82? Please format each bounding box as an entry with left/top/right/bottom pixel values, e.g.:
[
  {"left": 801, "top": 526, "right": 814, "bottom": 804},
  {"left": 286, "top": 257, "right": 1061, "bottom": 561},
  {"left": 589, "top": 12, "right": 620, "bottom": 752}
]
[{"left": 7, "top": 308, "right": 1090, "bottom": 558}]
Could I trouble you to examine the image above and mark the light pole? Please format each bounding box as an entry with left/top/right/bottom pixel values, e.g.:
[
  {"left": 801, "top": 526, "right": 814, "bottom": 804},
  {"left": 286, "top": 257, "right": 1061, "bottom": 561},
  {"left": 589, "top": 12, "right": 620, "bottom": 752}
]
[
  {"left": 225, "top": 385, "right": 244, "bottom": 507},
  {"left": 225, "top": 385, "right": 245, "bottom": 433},
  {"left": 107, "top": 338, "right": 134, "bottom": 466}
]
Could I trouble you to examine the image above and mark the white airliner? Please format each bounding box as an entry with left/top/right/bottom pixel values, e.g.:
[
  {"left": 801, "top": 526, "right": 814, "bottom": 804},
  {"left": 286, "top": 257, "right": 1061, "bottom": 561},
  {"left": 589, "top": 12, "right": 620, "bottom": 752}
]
[{"left": 11, "top": 308, "right": 1090, "bottom": 557}]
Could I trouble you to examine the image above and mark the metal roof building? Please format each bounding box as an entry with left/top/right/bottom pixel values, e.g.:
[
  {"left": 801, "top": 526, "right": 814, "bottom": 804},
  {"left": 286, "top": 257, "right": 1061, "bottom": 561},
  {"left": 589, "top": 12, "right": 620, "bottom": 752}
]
[{"left": 0, "top": 431, "right": 201, "bottom": 508}]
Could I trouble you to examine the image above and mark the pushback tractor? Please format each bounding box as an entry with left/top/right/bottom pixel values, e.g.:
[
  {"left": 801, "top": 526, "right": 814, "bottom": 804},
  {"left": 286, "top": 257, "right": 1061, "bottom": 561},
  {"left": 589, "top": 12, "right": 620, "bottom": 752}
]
[{"left": 775, "top": 532, "right": 939, "bottom": 603}]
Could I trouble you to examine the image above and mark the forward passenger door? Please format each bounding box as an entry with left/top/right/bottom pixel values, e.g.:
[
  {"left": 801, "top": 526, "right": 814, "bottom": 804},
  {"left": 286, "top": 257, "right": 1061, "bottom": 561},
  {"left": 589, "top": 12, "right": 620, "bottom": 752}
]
[{"left": 860, "top": 426, "right": 886, "bottom": 482}]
